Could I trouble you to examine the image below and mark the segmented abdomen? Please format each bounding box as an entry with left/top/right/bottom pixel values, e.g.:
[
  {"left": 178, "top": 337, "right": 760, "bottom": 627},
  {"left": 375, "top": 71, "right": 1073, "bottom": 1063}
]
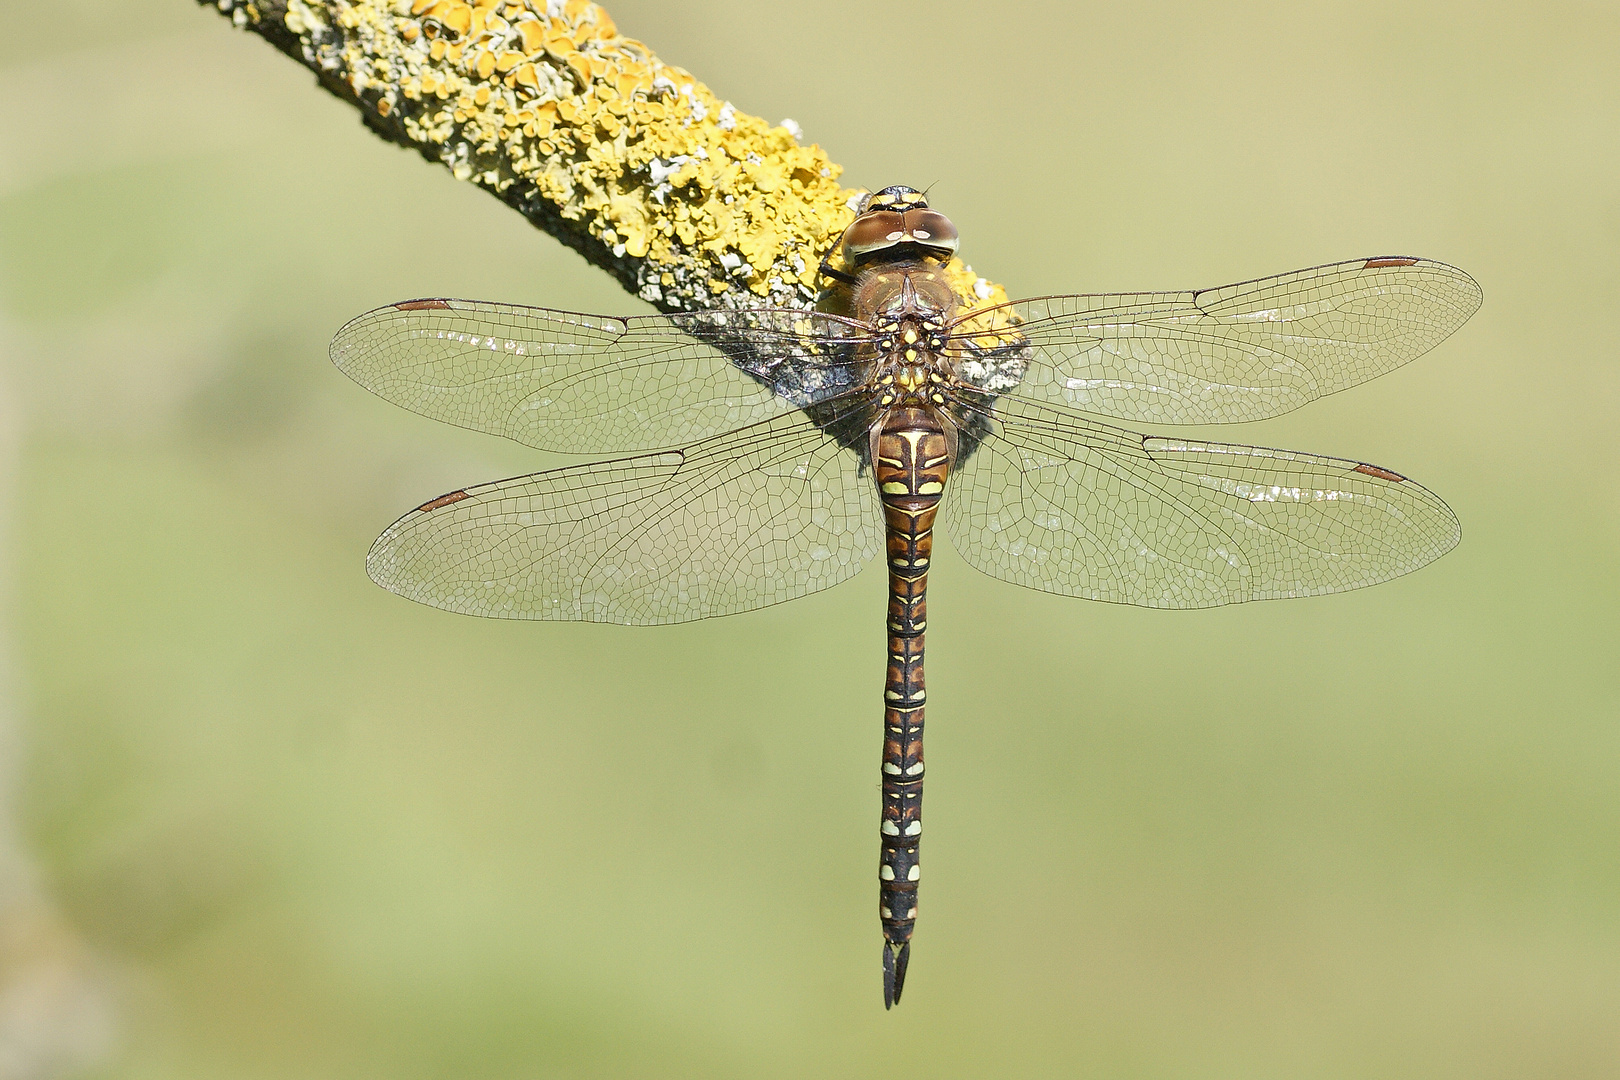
[{"left": 871, "top": 405, "right": 951, "bottom": 1008}]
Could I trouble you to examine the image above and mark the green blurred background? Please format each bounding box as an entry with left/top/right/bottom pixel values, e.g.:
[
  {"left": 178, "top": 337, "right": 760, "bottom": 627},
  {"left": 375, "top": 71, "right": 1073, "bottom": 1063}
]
[{"left": 0, "top": 1, "right": 1615, "bottom": 1077}]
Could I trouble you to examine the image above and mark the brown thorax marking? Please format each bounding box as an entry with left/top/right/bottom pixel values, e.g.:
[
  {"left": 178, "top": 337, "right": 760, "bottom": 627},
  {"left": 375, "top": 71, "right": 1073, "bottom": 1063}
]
[{"left": 865, "top": 277, "right": 960, "bottom": 432}]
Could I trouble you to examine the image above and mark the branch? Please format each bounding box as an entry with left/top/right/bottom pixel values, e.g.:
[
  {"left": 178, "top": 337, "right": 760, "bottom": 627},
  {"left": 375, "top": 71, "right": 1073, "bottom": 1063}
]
[{"left": 201, "top": 0, "right": 1008, "bottom": 315}]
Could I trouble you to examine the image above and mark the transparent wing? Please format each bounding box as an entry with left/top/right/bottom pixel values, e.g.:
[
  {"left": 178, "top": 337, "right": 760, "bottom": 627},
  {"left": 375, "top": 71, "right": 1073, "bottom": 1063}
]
[
  {"left": 331, "top": 299, "right": 871, "bottom": 453},
  {"left": 947, "top": 258, "right": 1480, "bottom": 424},
  {"left": 365, "top": 408, "right": 881, "bottom": 624},
  {"left": 942, "top": 395, "right": 1458, "bottom": 608}
]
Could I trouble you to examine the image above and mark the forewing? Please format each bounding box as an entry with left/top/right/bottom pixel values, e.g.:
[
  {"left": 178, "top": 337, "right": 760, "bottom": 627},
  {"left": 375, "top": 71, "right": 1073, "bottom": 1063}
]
[
  {"left": 331, "top": 299, "right": 868, "bottom": 453},
  {"left": 366, "top": 408, "right": 880, "bottom": 624},
  {"left": 942, "top": 396, "right": 1458, "bottom": 608},
  {"left": 948, "top": 258, "right": 1480, "bottom": 424}
]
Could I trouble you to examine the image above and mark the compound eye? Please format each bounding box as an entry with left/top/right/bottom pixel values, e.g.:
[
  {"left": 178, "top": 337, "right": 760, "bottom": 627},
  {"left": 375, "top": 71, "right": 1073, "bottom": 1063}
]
[
  {"left": 841, "top": 211, "right": 907, "bottom": 257},
  {"left": 904, "top": 210, "right": 959, "bottom": 255}
]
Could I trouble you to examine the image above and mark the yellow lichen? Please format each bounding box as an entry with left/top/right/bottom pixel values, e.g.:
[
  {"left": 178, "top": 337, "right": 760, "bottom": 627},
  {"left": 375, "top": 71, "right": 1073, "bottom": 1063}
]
[{"left": 215, "top": 0, "right": 1011, "bottom": 314}]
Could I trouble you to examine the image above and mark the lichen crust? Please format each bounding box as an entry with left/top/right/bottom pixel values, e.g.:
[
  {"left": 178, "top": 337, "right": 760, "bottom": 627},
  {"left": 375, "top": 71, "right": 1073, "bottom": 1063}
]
[{"left": 210, "top": 0, "right": 1010, "bottom": 315}]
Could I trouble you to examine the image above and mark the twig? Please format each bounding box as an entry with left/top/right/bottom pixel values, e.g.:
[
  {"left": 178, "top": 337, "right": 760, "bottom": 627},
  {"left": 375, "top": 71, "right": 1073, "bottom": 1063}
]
[{"left": 200, "top": 0, "right": 1009, "bottom": 315}]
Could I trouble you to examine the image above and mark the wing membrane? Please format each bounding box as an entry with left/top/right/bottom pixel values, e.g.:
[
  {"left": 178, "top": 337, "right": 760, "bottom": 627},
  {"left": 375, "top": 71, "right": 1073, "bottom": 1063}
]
[
  {"left": 332, "top": 299, "right": 870, "bottom": 453},
  {"left": 366, "top": 408, "right": 880, "bottom": 624},
  {"left": 943, "top": 396, "right": 1458, "bottom": 608},
  {"left": 948, "top": 258, "right": 1480, "bottom": 424}
]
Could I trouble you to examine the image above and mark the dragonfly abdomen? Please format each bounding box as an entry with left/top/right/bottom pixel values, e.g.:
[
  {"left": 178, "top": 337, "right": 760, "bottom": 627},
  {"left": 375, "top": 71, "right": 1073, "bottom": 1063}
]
[{"left": 872, "top": 406, "right": 951, "bottom": 1008}]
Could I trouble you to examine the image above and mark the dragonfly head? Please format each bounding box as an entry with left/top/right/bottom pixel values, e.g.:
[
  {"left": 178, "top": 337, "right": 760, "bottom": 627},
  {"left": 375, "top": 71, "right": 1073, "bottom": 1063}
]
[
  {"left": 859, "top": 185, "right": 930, "bottom": 215},
  {"left": 839, "top": 186, "right": 960, "bottom": 265}
]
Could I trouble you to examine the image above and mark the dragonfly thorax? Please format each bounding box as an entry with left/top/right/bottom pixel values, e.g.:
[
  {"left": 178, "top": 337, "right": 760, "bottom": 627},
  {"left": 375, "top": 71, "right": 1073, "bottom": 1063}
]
[
  {"left": 872, "top": 313, "right": 949, "bottom": 356},
  {"left": 872, "top": 312, "right": 953, "bottom": 408}
]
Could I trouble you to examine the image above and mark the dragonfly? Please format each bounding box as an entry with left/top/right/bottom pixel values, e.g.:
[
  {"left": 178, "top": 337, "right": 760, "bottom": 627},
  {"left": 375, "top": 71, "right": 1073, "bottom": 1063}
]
[{"left": 331, "top": 185, "right": 1480, "bottom": 1008}]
